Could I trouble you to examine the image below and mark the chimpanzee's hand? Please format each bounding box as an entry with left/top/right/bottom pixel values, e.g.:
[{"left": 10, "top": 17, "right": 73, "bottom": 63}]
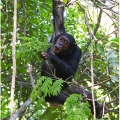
[{"left": 40, "top": 52, "right": 49, "bottom": 60}]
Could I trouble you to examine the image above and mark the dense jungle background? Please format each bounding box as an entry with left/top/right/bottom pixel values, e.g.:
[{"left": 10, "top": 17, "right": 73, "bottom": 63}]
[{"left": 1, "top": 0, "right": 119, "bottom": 119}]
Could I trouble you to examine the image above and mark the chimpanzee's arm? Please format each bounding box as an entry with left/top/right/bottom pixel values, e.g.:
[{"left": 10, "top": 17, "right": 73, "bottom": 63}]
[
  {"left": 51, "top": 56, "right": 75, "bottom": 77},
  {"left": 51, "top": 0, "right": 65, "bottom": 44},
  {"left": 41, "top": 52, "right": 74, "bottom": 76},
  {"left": 41, "top": 48, "right": 81, "bottom": 78}
]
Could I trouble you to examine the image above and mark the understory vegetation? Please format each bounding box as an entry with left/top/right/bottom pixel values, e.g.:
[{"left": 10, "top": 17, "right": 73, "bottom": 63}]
[{"left": 1, "top": 0, "right": 119, "bottom": 119}]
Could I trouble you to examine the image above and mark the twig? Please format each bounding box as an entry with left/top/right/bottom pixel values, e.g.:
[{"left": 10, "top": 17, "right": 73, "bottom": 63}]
[
  {"left": 106, "top": 97, "right": 119, "bottom": 105},
  {"left": 111, "top": 0, "right": 119, "bottom": 4},
  {"left": 99, "top": 29, "right": 118, "bottom": 41},
  {"left": 96, "top": 0, "right": 119, "bottom": 15},
  {"left": 21, "top": 0, "right": 27, "bottom": 36},
  {"left": 93, "top": 9, "right": 102, "bottom": 35},
  {"left": 10, "top": 0, "right": 17, "bottom": 119},
  {"left": 10, "top": 99, "right": 32, "bottom": 120},
  {"left": 97, "top": 85, "right": 119, "bottom": 101},
  {"left": 79, "top": 7, "right": 102, "bottom": 65},
  {"left": 87, "top": 79, "right": 110, "bottom": 88},
  {"left": 91, "top": 0, "right": 118, "bottom": 26},
  {"left": 66, "top": 0, "right": 78, "bottom": 6},
  {"left": 27, "top": 64, "right": 35, "bottom": 88},
  {"left": 1, "top": 9, "right": 12, "bottom": 21},
  {"left": 84, "top": 11, "right": 96, "bottom": 119}
]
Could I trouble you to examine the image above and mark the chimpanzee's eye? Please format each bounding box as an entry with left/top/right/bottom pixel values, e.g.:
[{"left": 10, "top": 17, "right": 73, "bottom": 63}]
[
  {"left": 64, "top": 40, "right": 68, "bottom": 44},
  {"left": 60, "top": 36, "right": 63, "bottom": 40}
]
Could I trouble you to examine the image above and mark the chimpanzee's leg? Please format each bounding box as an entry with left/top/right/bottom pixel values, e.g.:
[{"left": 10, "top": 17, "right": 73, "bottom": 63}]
[
  {"left": 45, "top": 92, "right": 69, "bottom": 107},
  {"left": 45, "top": 85, "right": 107, "bottom": 118}
]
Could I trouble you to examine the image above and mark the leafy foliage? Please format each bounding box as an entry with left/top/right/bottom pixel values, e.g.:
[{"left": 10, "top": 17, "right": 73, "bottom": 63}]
[
  {"left": 30, "top": 76, "right": 63, "bottom": 102},
  {"left": 1, "top": 0, "right": 119, "bottom": 119},
  {"left": 64, "top": 94, "right": 91, "bottom": 120},
  {"left": 17, "top": 37, "right": 50, "bottom": 64}
]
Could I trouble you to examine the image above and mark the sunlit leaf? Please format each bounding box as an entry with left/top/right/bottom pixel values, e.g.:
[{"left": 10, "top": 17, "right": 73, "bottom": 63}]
[{"left": 97, "top": 44, "right": 105, "bottom": 55}]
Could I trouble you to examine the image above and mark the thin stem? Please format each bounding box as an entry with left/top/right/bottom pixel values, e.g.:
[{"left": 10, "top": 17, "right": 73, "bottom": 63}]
[{"left": 10, "top": 0, "right": 17, "bottom": 119}]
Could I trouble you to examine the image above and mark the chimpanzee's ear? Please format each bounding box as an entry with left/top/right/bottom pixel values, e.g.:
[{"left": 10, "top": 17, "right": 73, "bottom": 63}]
[{"left": 73, "top": 43, "right": 77, "bottom": 48}]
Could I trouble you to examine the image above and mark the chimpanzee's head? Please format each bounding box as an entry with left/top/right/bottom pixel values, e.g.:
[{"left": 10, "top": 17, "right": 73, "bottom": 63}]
[{"left": 54, "top": 33, "right": 76, "bottom": 54}]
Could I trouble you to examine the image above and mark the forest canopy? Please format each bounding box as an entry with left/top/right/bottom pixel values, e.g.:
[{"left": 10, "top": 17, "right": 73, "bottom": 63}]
[{"left": 1, "top": 0, "right": 119, "bottom": 120}]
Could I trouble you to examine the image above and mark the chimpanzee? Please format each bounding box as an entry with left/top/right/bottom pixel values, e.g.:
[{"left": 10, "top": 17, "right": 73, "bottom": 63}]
[
  {"left": 40, "top": 33, "right": 107, "bottom": 119},
  {"left": 41, "top": 33, "right": 81, "bottom": 82},
  {"left": 40, "top": 32, "right": 81, "bottom": 102},
  {"left": 40, "top": 0, "right": 108, "bottom": 119}
]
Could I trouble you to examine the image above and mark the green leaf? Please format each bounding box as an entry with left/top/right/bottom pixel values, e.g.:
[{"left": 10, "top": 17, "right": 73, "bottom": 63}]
[
  {"left": 97, "top": 44, "right": 105, "bottom": 55},
  {"left": 30, "top": 76, "right": 47, "bottom": 101},
  {"left": 110, "top": 38, "right": 119, "bottom": 44},
  {"left": 50, "top": 79, "right": 63, "bottom": 96},
  {"left": 64, "top": 94, "right": 90, "bottom": 120},
  {"left": 110, "top": 75, "right": 118, "bottom": 82},
  {"left": 63, "top": 0, "right": 67, "bottom": 4}
]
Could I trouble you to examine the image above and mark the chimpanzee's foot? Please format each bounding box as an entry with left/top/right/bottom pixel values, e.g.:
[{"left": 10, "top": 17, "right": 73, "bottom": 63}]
[{"left": 96, "top": 103, "right": 109, "bottom": 119}]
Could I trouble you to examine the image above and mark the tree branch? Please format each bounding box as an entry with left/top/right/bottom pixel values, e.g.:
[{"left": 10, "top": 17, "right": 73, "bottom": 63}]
[
  {"left": 96, "top": 0, "right": 119, "bottom": 15},
  {"left": 21, "top": 0, "right": 27, "bottom": 36},
  {"left": 91, "top": 0, "right": 118, "bottom": 26},
  {"left": 27, "top": 64, "right": 35, "bottom": 88},
  {"left": 97, "top": 85, "right": 119, "bottom": 101},
  {"left": 10, "top": 0, "right": 17, "bottom": 118},
  {"left": 84, "top": 11, "right": 96, "bottom": 119},
  {"left": 93, "top": 9, "right": 102, "bottom": 35},
  {"left": 10, "top": 99, "right": 32, "bottom": 120}
]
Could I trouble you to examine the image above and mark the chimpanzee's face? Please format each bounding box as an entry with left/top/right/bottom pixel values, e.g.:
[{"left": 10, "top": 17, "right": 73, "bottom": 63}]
[{"left": 54, "top": 35, "right": 70, "bottom": 54}]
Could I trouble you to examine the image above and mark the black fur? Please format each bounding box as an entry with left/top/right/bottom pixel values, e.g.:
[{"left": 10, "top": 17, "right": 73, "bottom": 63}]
[{"left": 41, "top": 33, "right": 82, "bottom": 86}]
